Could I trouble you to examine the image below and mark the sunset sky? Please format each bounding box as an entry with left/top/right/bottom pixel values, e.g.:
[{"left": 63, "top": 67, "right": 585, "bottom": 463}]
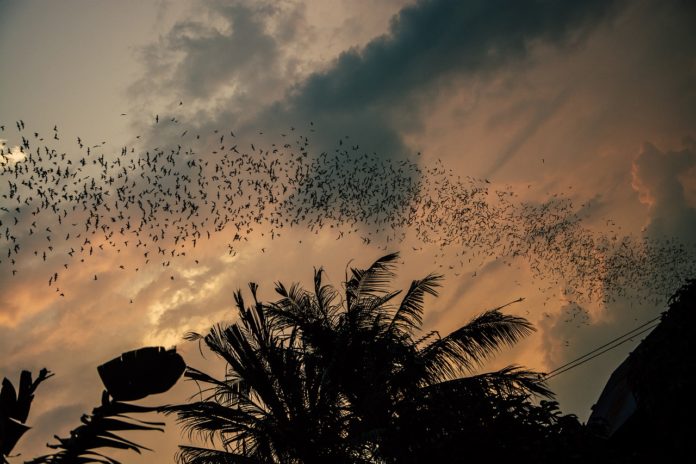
[{"left": 1, "top": 0, "right": 695, "bottom": 462}]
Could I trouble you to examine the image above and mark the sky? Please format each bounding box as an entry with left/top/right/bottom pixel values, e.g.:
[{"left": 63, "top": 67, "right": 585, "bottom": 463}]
[{"left": 1, "top": 0, "right": 695, "bottom": 462}]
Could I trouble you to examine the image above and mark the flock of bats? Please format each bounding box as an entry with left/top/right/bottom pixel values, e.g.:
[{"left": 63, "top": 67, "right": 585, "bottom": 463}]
[{"left": 1, "top": 116, "right": 694, "bottom": 313}]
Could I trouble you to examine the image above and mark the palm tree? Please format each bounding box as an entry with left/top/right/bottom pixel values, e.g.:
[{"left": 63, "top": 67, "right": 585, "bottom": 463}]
[
  {"left": 270, "top": 252, "right": 553, "bottom": 462},
  {"left": 170, "top": 253, "right": 554, "bottom": 463},
  {"left": 172, "top": 284, "right": 354, "bottom": 463}
]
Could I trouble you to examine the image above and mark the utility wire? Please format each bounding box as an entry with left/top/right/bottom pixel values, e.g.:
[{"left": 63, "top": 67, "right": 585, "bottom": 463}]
[
  {"left": 543, "top": 315, "right": 661, "bottom": 377},
  {"left": 541, "top": 314, "right": 662, "bottom": 381},
  {"left": 543, "top": 322, "right": 659, "bottom": 381}
]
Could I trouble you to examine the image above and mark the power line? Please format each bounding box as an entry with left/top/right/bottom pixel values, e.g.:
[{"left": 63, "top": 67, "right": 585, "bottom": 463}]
[
  {"left": 543, "top": 315, "right": 661, "bottom": 377},
  {"left": 541, "top": 314, "right": 662, "bottom": 381},
  {"left": 543, "top": 323, "right": 659, "bottom": 381}
]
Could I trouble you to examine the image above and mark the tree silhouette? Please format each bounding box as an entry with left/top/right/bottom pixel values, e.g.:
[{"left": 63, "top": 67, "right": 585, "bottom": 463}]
[
  {"left": 170, "top": 253, "right": 570, "bottom": 463},
  {"left": 25, "top": 347, "right": 185, "bottom": 464},
  {"left": 1, "top": 369, "right": 53, "bottom": 463}
]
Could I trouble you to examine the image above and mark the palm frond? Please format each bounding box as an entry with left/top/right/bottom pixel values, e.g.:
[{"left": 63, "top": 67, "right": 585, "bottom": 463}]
[
  {"left": 184, "top": 332, "right": 204, "bottom": 342},
  {"left": 418, "top": 309, "right": 534, "bottom": 381},
  {"left": 348, "top": 290, "right": 402, "bottom": 333},
  {"left": 183, "top": 366, "right": 236, "bottom": 394},
  {"left": 218, "top": 326, "right": 289, "bottom": 423},
  {"left": 427, "top": 365, "right": 553, "bottom": 399},
  {"left": 166, "top": 400, "right": 266, "bottom": 443},
  {"left": 413, "top": 330, "right": 440, "bottom": 347},
  {"left": 270, "top": 282, "right": 316, "bottom": 330},
  {"left": 345, "top": 253, "right": 399, "bottom": 309},
  {"left": 313, "top": 267, "right": 339, "bottom": 320},
  {"left": 177, "top": 445, "right": 261, "bottom": 464},
  {"left": 386, "top": 274, "right": 441, "bottom": 338},
  {"left": 198, "top": 317, "right": 291, "bottom": 433}
]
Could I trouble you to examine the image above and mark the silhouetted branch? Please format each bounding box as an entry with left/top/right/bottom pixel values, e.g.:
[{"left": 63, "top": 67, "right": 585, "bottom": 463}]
[{"left": 0, "top": 368, "right": 53, "bottom": 463}]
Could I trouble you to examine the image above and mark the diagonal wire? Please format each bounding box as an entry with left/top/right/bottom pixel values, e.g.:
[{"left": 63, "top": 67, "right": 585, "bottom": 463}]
[{"left": 541, "top": 315, "right": 662, "bottom": 381}]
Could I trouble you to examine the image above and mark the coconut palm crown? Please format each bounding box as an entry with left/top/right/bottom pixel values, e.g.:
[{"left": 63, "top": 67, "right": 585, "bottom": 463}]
[{"left": 169, "top": 253, "right": 553, "bottom": 463}]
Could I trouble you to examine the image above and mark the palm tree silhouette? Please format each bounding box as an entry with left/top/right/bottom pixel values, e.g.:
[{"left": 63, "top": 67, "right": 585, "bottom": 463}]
[{"left": 170, "top": 253, "right": 553, "bottom": 463}]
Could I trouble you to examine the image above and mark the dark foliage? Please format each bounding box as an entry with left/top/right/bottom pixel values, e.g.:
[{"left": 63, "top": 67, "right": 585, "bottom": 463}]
[
  {"left": 98, "top": 347, "right": 186, "bottom": 402},
  {"left": 169, "top": 254, "right": 585, "bottom": 463},
  {"left": 0, "top": 369, "right": 52, "bottom": 463},
  {"left": 26, "top": 392, "right": 166, "bottom": 464},
  {"left": 25, "top": 347, "right": 185, "bottom": 464}
]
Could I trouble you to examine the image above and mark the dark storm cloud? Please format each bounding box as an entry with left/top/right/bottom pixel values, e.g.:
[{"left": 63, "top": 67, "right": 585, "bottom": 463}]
[
  {"left": 134, "top": 0, "right": 620, "bottom": 158},
  {"left": 290, "top": 0, "right": 616, "bottom": 110},
  {"left": 269, "top": 0, "right": 620, "bottom": 157}
]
